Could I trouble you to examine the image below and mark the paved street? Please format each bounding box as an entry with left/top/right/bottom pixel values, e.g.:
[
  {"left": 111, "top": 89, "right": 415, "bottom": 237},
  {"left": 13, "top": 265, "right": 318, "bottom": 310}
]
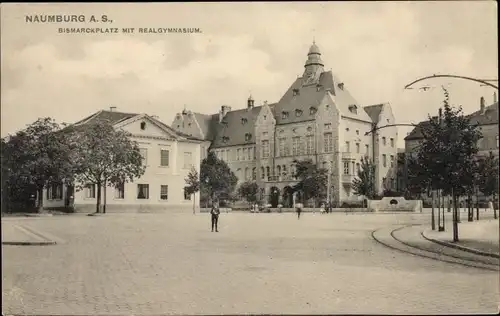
[{"left": 2, "top": 211, "right": 499, "bottom": 315}]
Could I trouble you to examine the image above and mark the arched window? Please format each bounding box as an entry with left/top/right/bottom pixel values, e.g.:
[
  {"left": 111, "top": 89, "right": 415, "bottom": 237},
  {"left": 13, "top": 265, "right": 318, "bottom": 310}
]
[
  {"left": 252, "top": 167, "right": 256, "bottom": 180},
  {"left": 266, "top": 166, "right": 270, "bottom": 179},
  {"left": 261, "top": 167, "right": 265, "bottom": 179},
  {"left": 277, "top": 165, "right": 281, "bottom": 178}
]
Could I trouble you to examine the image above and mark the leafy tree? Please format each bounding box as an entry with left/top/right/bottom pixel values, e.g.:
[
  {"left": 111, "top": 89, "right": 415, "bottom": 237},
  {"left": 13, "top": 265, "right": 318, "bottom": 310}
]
[
  {"left": 184, "top": 166, "right": 201, "bottom": 214},
  {"left": 200, "top": 151, "right": 238, "bottom": 204},
  {"left": 477, "top": 152, "right": 499, "bottom": 219},
  {"left": 352, "top": 156, "right": 376, "bottom": 199},
  {"left": 237, "top": 181, "right": 259, "bottom": 207},
  {"left": 405, "top": 153, "right": 429, "bottom": 199},
  {"left": 414, "top": 87, "right": 482, "bottom": 241},
  {"left": 69, "top": 120, "right": 146, "bottom": 213},
  {"left": 1, "top": 118, "right": 75, "bottom": 212},
  {"left": 292, "top": 159, "right": 327, "bottom": 207}
]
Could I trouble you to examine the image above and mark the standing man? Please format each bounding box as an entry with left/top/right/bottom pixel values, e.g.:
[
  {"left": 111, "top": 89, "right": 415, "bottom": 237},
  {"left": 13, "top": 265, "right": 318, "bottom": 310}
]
[
  {"left": 211, "top": 199, "right": 220, "bottom": 232},
  {"left": 296, "top": 202, "right": 303, "bottom": 219}
]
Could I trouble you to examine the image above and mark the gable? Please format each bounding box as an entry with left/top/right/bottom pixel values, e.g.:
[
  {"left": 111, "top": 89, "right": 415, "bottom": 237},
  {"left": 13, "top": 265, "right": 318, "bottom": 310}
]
[{"left": 117, "top": 115, "right": 180, "bottom": 140}]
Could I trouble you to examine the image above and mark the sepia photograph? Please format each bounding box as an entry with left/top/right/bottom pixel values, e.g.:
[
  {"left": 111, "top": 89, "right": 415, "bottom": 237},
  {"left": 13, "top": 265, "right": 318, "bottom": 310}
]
[{"left": 1, "top": 1, "right": 499, "bottom": 315}]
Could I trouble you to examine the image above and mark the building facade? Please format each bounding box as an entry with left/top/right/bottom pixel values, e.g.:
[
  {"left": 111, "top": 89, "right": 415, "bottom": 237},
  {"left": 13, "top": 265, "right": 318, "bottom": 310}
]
[
  {"left": 43, "top": 110, "right": 202, "bottom": 212},
  {"left": 171, "top": 42, "right": 399, "bottom": 206}
]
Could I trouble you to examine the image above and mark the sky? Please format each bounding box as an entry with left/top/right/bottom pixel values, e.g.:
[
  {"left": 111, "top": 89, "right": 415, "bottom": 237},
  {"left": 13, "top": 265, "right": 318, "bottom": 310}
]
[{"left": 1, "top": 2, "right": 498, "bottom": 148}]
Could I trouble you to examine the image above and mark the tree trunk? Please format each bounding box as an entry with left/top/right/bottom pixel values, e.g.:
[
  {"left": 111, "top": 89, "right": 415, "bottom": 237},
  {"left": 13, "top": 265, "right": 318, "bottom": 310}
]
[
  {"left": 431, "top": 190, "right": 436, "bottom": 230},
  {"left": 457, "top": 195, "right": 461, "bottom": 223},
  {"left": 37, "top": 187, "right": 44, "bottom": 213},
  {"left": 103, "top": 180, "right": 107, "bottom": 214},
  {"left": 476, "top": 189, "right": 479, "bottom": 221},
  {"left": 494, "top": 194, "right": 498, "bottom": 220},
  {"left": 96, "top": 181, "right": 101, "bottom": 213},
  {"left": 467, "top": 194, "right": 473, "bottom": 222},
  {"left": 193, "top": 192, "right": 196, "bottom": 214},
  {"left": 452, "top": 191, "right": 459, "bottom": 242}
]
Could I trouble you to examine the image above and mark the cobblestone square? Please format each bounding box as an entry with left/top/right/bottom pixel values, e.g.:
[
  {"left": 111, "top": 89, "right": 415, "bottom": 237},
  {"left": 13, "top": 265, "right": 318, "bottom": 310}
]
[{"left": 2, "top": 212, "right": 499, "bottom": 315}]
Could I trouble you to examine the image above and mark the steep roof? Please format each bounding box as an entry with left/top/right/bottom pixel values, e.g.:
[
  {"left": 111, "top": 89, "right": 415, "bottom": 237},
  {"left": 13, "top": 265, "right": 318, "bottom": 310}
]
[
  {"left": 193, "top": 112, "right": 218, "bottom": 140},
  {"left": 404, "top": 102, "right": 498, "bottom": 141},
  {"left": 271, "top": 71, "right": 372, "bottom": 125},
  {"left": 210, "top": 105, "right": 265, "bottom": 148}
]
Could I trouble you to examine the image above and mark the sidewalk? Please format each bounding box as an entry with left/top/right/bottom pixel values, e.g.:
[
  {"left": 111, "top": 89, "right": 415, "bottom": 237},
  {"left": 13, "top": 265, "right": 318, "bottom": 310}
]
[
  {"left": 423, "top": 218, "right": 499, "bottom": 258},
  {"left": 1, "top": 222, "right": 57, "bottom": 246}
]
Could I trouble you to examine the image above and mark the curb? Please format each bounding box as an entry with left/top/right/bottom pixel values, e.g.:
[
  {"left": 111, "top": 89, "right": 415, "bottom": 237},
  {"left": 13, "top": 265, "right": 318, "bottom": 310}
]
[
  {"left": 371, "top": 226, "right": 499, "bottom": 272},
  {"left": 422, "top": 230, "right": 500, "bottom": 259},
  {"left": 1, "top": 225, "right": 58, "bottom": 246}
]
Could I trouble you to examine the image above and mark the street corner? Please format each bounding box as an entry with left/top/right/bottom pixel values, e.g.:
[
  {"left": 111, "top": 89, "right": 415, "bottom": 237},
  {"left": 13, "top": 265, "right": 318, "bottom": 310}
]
[
  {"left": 1, "top": 223, "right": 58, "bottom": 246},
  {"left": 422, "top": 221, "right": 500, "bottom": 259}
]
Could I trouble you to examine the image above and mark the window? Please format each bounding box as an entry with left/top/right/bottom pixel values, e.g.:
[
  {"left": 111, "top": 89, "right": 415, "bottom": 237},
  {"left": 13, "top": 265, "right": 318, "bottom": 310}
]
[
  {"left": 266, "top": 166, "right": 270, "bottom": 179},
  {"left": 222, "top": 136, "right": 229, "bottom": 143},
  {"left": 244, "top": 167, "right": 249, "bottom": 180},
  {"left": 382, "top": 137, "right": 387, "bottom": 146},
  {"left": 322, "top": 161, "right": 327, "bottom": 169},
  {"left": 390, "top": 138, "right": 395, "bottom": 148},
  {"left": 159, "top": 149, "right": 168, "bottom": 167},
  {"left": 140, "top": 122, "right": 146, "bottom": 130},
  {"left": 348, "top": 105, "right": 357, "bottom": 114},
  {"left": 279, "top": 138, "right": 286, "bottom": 157},
  {"left": 159, "top": 185, "right": 168, "bottom": 200},
  {"left": 247, "top": 148, "right": 252, "bottom": 160},
  {"left": 305, "top": 135, "right": 314, "bottom": 154},
  {"left": 253, "top": 147, "right": 256, "bottom": 159},
  {"left": 85, "top": 184, "right": 96, "bottom": 199},
  {"left": 338, "top": 83, "right": 344, "bottom": 90},
  {"left": 356, "top": 130, "right": 359, "bottom": 135},
  {"left": 263, "top": 115, "right": 267, "bottom": 120},
  {"left": 282, "top": 111, "right": 289, "bottom": 119},
  {"left": 252, "top": 167, "right": 257, "bottom": 180},
  {"left": 324, "top": 133, "right": 333, "bottom": 153},
  {"left": 242, "top": 148, "right": 247, "bottom": 161},
  {"left": 343, "top": 161, "right": 350, "bottom": 175},
  {"left": 356, "top": 163, "right": 360, "bottom": 173},
  {"left": 277, "top": 165, "right": 282, "bottom": 178},
  {"left": 292, "top": 136, "right": 301, "bottom": 155},
  {"left": 237, "top": 148, "right": 241, "bottom": 160},
  {"left": 382, "top": 154, "right": 387, "bottom": 167},
  {"left": 282, "top": 165, "right": 287, "bottom": 177},
  {"left": 261, "top": 167, "right": 265, "bottom": 180},
  {"left": 140, "top": 148, "right": 148, "bottom": 166},
  {"left": 365, "top": 144, "right": 369, "bottom": 155},
  {"left": 309, "top": 107, "right": 317, "bottom": 115},
  {"left": 293, "top": 89, "right": 299, "bottom": 96},
  {"left": 390, "top": 155, "right": 394, "bottom": 167},
  {"left": 261, "top": 140, "right": 270, "bottom": 158},
  {"left": 183, "top": 152, "right": 192, "bottom": 169},
  {"left": 245, "top": 133, "right": 252, "bottom": 141},
  {"left": 345, "top": 141, "right": 350, "bottom": 152},
  {"left": 263, "top": 132, "right": 268, "bottom": 138},
  {"left": 241, "top": 118, "right": 247, "bottom": 125},
  {"left": 184, "top": 187, "right": 191, "bottom": 200},
  {"left": 346, "top": 128, "right": 349, "bottom": 132},
  {"left": 47, "top": 183, "right": 63, "bottom": 200},
  {"left": 115, "top": 182, "right": 125, "bottom": 199},
  {"left": 497, "top": 135, "right": 499, "bottom": 148},
  {"left": 137, "top": 184, "right": 150, "bottom": 199},
  {"left": 356, "top": 143, "right": 360, "bottom": 153},
  {"left": 295, "top": 109, "right": 303, "bottom": 117},
  {"left": 324, "top": 123, "right": 331, "bottom": 130}
]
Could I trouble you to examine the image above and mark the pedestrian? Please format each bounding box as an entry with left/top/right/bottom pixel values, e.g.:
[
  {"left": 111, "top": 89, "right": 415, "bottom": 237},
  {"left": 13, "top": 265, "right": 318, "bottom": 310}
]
[
  {"left": 488, "top": 199, "right": 494, "bottom": 212},
  {"left": 296, "top": 202, "right": 303, "bottom": 219},
  {"left": 211, "top": 200, "right": 220, "bottom": 232},
  {"left": 320, "top": 203, "right": 326, "bottom": 214}
]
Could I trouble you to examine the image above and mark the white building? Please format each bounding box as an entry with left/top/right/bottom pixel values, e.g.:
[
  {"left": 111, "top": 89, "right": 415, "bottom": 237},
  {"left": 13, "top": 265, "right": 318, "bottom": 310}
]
[{"left": 43, "top": 110, "right": 202, "bottom": 213}]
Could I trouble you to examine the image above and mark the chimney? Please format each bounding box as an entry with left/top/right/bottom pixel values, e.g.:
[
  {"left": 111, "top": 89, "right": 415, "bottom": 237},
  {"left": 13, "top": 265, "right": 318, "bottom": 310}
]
[
  {"left": 480, "top": 96, "right": 485, "bottom": 113},
  {"left": 219, "top": 105, "right": 231, "bottom": 122},
  {"left": 247, "top": 95, "right": 255, "bottom": 109},
  {"left": 494, "top": 92, "right": 497, "bottom": 104},
  {"left": 110, "top": 106, "right": 117, "bottom": 112}
]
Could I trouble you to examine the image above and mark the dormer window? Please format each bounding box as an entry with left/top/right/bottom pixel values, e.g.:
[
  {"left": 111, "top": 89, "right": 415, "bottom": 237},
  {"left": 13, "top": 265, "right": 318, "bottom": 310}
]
[
  {"left": 293, "top": 89, "right": 300, "bottom": 96},
  {"left": 140, "top": 122, "right": 146, "bottom": 130},
  {"left": 316, "top": 85, "right": 322, "bottom": 92},
  {"left": 222, "top": 136, "right": 229, "bottom": 143},
  {"left": 295, "top": 109, "right": 303, "bottom": 117},
  {"left": 241, "top": 118, "right": 248, "bottom": 125},
  {"left": 309, "top": 107, "right": 317, "bottom": 115},
  {"left": 282, "top": 111, "right": 289, "bottom": 119},
  {"left": 338, "top": 83, "right": 344, "bottom": 90},
  {"left": 222, "top": 121, "right": 229, "bottom": 127},
  {"left": 348, "top": 105, "right": 358, "bottom": 114},
  {"left": 245, "top": 133, "right": 252, "bottom": 141},
  {"left": 188, "top": 123, "right": 191, "bottom": 127}
]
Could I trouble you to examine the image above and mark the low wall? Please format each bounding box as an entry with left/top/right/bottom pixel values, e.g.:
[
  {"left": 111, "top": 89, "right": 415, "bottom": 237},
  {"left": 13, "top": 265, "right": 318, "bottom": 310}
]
[
  {"left": 48, "top": 204, "right": 196, "bottom": 214},
  {"left": 367, "top": 197, "right": 422, "bottom": 213}
]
